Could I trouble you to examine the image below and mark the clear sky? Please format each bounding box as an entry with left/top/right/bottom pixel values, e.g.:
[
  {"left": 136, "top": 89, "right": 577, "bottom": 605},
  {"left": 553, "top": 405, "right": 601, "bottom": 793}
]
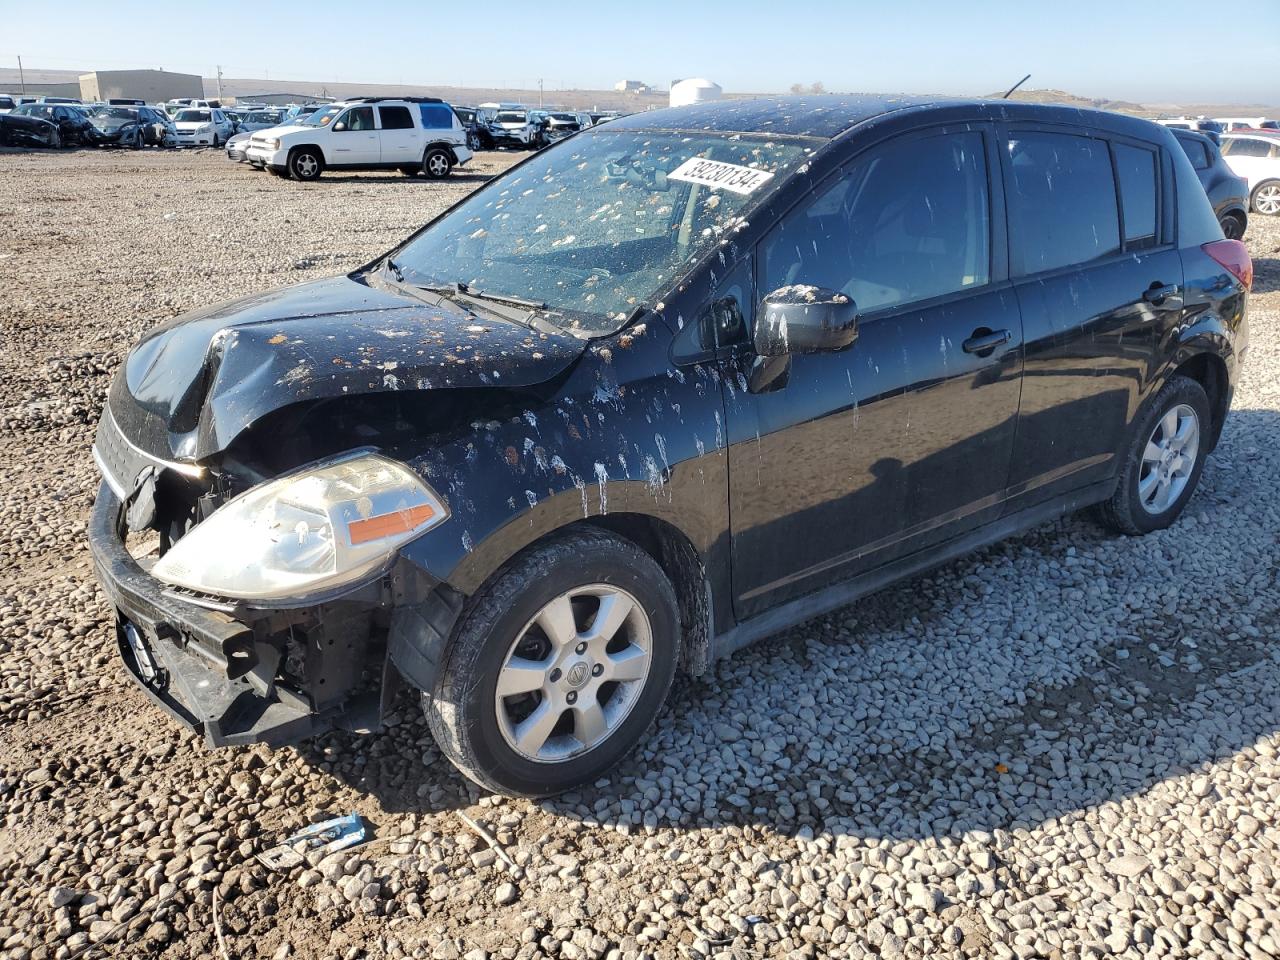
[{"left": 2, "top": 0, "right": 1277, "bottom": 105}]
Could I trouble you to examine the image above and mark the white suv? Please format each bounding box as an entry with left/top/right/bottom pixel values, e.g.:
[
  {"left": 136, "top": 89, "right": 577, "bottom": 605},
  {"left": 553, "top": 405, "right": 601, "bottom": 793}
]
[
  {"left": 1220, "top": 133, "right": 1280, "bottom": 216},
  {"left": 244, "top": 98, "right": 473, "bottom": 181}
]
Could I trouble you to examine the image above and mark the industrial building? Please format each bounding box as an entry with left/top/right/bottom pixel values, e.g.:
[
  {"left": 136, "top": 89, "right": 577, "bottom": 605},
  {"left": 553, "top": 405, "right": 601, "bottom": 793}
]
[{"left": 78, "top": 69, "right": 203, "bottom": 104}]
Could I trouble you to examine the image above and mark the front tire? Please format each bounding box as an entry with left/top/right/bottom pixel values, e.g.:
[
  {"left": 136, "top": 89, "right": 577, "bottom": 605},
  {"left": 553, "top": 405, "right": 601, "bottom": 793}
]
[
  {"left": 425, "top": 529, "right": 680, "bottom": 797},
  {"left": 288, "top": 148, "right": 322, "bottom": 181},
  {"left": 1251, "top": 180, "right": 1280, "bottom": 216},
  {"left": 422, "top": 147, "right": 453, "bottom": 179},
  {"left": 1095, "top": 375, "right": 1210, "bottom": 535}
]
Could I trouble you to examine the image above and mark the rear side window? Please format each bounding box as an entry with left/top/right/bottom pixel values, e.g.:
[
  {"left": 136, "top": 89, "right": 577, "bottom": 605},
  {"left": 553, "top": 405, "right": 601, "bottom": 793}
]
[
  {"left": 378, "top": 106, "right": 413, "bottom": 130},
  {"left": 1178, "top": 137, "right": 1211, "bottom": 170},
  {"left": 419, "top": 104, "right": 454, "bottom": 129},
  {"left": 1113, "top": 143, "right": 1158, "bottom": 249},
  {"left": 1006, "top": 132, "right": 1119, "bottom": 274},
  {"left": 1223, "top": 138, "right": 1274, "bottom": 158},
  {"left": 759, "top": 130, "right": 990, "bottom": 314}
]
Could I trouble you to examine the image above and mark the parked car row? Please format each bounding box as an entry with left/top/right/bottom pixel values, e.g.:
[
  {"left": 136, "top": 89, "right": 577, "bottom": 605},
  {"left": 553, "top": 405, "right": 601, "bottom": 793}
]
[{"left": 0, "top": 101, "right": 178, "bottom": 149}]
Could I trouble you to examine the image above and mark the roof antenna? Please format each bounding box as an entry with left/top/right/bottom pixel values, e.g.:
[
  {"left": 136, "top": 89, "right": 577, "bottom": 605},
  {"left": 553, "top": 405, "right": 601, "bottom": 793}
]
[{"left": 1002, "top": 74, "right": 1031, "bottom": 99}]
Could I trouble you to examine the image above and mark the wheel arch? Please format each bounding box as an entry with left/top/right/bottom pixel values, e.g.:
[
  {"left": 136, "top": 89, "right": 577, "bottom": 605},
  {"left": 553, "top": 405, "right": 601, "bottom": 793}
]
[
  {"left": 1170, "top": 351, "right": 1230, "bottom": 450},
  {"left": 424, "top": 140, "right": 461, "bottom": 163},
  {"left": 584, "top": 513, "right": 712, "bottom": 676},
  {"left": 399, "top": 486, "right": 717, "bottom": 680},
  {"left": 286, "top": 143, "right": 325, "bottom": 167}
]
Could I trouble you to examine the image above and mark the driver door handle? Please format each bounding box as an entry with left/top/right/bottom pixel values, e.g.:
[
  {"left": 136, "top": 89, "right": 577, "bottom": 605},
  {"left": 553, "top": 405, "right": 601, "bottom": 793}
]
[{"left": 962, "top": 329, "right": 1012, "bottom": 355}]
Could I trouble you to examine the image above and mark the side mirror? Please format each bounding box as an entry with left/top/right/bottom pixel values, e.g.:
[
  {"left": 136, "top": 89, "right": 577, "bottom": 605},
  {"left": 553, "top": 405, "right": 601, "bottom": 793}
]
[
  {"left": 333, "top": 121, "right": 347, "bottom": 132},
  {"left": 754, "top": 285, "right": 859, "bottom": 357}
]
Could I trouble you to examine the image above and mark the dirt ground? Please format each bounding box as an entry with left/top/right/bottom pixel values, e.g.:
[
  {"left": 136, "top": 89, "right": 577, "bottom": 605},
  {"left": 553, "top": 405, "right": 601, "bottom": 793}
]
[{"left": 2, "top": 146, "right": 1279, "bottom": 960}]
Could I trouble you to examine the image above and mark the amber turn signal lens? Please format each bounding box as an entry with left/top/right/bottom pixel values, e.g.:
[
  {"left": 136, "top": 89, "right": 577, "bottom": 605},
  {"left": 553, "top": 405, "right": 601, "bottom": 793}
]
[{"left": 347, "top": 504, "right": 436, "bottom": 545}]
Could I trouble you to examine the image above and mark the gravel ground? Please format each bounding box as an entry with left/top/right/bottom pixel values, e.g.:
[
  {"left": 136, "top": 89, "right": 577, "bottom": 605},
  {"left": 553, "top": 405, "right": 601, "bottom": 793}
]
[{"left": 1, "top": 147, "right": 1279, "bottom": 960}]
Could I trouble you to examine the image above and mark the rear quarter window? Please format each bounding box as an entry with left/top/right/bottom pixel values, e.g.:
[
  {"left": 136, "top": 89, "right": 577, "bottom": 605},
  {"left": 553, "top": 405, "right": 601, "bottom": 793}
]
[
  {"left": 419, "top": 104, "right": 454, "bottom": 130},
  {"left": 1006, "top": 132, "right": 1119, "bottom": 274},
  {"left": 1177, "top": 137, "right": 1211, "bottom": 170}
]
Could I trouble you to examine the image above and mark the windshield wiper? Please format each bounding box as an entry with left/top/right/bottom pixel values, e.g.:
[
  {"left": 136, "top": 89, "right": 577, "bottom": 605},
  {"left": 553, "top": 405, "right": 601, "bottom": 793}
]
[{"left": 422, "top": 281, "right": 545, "bottom": 311}]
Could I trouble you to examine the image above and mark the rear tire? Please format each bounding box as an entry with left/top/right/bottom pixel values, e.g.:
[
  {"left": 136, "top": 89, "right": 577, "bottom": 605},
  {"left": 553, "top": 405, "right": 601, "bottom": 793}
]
[
  {"left": 422, "top": 147, "right": 453, "bottom": 179},
  {"left": 1094, "top": 375, "right": 1210, "bottom": 535},
  {"left": 424, "top": 528, "right": 680, "bottom": 797},
  {"left": 288, "top": 148, "right": 322, "bottom": 181},
  {"left": 1251, "top": 180, "right": 1280, "bottom": 216},
  {"left": 1219, "top": 211, "right": 1246, "bottom": 240}
]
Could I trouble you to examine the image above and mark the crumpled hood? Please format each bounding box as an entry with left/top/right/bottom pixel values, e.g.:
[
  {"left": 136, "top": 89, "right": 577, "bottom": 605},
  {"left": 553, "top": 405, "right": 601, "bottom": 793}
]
[
  {"left": 91, "top": 118, "right": 137, "bottom": 133},
  {"left": 108, "top": 275, "right": 587, "bottom": 462}
]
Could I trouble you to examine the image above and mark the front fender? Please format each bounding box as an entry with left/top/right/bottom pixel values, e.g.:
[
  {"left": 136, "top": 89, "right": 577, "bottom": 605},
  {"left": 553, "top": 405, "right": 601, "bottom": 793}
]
[{"left": 394, "top": 329, "right": 729, "bottom": 598}]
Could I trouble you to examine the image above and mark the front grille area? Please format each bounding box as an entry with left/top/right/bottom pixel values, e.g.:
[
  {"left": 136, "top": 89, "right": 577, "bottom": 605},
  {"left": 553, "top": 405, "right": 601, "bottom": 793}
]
[
  {"left": 92, "top": 407, "right": 207, "bottom": 504},
  {"left": 93, "top": 408, "right": 151, "bottom": 499}
]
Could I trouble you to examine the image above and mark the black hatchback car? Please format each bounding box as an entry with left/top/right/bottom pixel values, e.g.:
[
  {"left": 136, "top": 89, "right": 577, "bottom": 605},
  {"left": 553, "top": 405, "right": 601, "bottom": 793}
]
[
  {"left": 1173, "top": 128, "right": 1249, "bottom": 240},
  {"left": 12, "top": 102, "right": 97, "bottom": 146},
  {"left": 89, "top": 96, "right": 1252, "bottom": 796}
]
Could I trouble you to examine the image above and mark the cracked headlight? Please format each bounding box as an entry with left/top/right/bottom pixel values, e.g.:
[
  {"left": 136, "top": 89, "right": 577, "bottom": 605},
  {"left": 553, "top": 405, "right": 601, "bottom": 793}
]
[{"left": 151, "top": 453, "right": 447, "bottom": 601}]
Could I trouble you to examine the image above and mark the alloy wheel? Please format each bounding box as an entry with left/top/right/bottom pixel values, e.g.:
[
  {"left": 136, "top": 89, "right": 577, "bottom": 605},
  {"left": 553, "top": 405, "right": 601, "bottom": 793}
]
[
  {"left": 295, "top": 154, "right": 318, "bottom": 178},
  {"left": 428, "top": 153, "right": 449, "bottom": 176},
  {"left": 494, "top": 585, "right": 652, "bottom": 763},
  {"left": 1255, "top": 184, "right": 1280, "bottom": 216},
  {"left": 1138, "top": 403, "right": 1200, "bottom": 515}
]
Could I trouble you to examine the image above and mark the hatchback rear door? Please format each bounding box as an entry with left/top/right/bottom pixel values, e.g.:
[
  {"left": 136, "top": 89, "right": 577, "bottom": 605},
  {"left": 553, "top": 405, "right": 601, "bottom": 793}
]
[{"left": 1000, "top": 124, "right": 1182, "bottom": 510}]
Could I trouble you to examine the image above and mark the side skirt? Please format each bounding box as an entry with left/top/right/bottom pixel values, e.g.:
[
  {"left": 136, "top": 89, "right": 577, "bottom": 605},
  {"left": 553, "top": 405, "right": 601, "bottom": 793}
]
[{"left": 711, "top": 479, "right": 1115, "bottom": 662}]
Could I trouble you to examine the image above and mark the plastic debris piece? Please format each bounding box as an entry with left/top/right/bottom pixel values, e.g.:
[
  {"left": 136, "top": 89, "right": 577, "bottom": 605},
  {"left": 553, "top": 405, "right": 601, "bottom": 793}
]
[{"left": 256, "top": 812, "right": 367, "bottom": 871}]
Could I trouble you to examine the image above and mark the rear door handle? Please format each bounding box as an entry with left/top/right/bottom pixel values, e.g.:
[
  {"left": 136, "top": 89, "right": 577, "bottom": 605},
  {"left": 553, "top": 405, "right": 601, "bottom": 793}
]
[
  {"left": 1142, "top": 282, "right": 1183, "bottom": 310},
  {"left": 962, "top": 328, "right": 1012, "bottom": 355}
]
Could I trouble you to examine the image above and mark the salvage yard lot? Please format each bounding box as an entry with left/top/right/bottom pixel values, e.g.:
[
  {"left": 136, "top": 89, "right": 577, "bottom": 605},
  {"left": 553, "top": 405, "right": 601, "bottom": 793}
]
[{"left": 2, "top": 147, "right": 1280, "bottom": 960}]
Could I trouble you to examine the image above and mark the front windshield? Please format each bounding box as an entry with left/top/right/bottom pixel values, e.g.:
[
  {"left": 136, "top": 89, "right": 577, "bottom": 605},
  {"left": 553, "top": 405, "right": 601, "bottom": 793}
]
[
  {"left": 302, "top": 106, "right": 339, "bottom": 126},
  {"left": 175, "top": 110, "right": 211, "bottom": 123},
  {"left": 495, "top": 111, "right": 527, "bottom": 123},
  {"left": 392, "top": 129, "right": 815, "bottom": 334},
  {"left": 92, "top": 107, "right": 137, "bottom": 120},
  {"left": 247, "top": 111, "right": 280, "bottom": 123},
  {"left": 16, "top": 105, "right": 53, "bottom": 118}
]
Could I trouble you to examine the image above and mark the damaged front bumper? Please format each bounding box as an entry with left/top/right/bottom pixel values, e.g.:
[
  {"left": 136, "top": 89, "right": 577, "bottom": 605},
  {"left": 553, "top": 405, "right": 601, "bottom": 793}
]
[{"left": 88, "top": 482, "right": 463, "bottom": 749}]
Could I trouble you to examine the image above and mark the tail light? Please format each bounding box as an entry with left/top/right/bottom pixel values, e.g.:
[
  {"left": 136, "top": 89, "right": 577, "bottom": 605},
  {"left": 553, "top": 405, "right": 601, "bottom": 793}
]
[{"left": 1202, "top": 239, "right": 1253, "bottom": 290}]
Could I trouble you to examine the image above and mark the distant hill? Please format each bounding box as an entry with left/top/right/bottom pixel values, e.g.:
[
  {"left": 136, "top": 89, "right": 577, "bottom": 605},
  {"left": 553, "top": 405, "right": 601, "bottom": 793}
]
[
  {"left": 1, "top": 69, "right": 1273, "bottom": 117},
  {"left": 982, "top": 87, "right": 1147, "bottom": 114},
  {"left": 983, "top": 87, "right": 1278, "bottom": 117}
]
